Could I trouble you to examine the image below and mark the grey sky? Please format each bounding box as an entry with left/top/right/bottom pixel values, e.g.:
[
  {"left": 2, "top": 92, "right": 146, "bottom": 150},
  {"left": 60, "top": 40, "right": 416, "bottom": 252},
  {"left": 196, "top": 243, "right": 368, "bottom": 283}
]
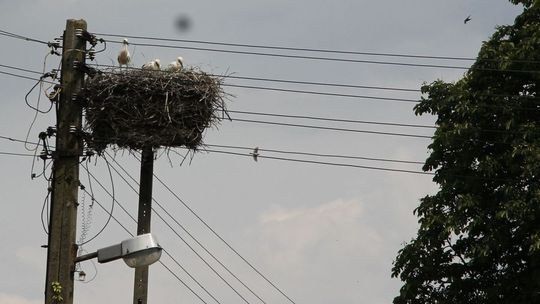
[{"left": 0, "top": 1, "right": 524, "bottom": 304}]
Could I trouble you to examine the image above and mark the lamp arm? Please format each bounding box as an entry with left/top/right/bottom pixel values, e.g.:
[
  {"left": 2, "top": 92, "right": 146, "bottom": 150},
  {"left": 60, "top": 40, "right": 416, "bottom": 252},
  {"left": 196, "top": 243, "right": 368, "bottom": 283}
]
[{"left": 74, "top": 251, "right": 98, "bottom": 263}]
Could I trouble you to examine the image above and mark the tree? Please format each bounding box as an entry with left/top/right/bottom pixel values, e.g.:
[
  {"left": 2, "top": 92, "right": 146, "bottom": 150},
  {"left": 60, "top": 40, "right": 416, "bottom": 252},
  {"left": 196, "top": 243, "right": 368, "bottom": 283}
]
[{"left": 392, "top": 2, "right": 540, "bottom": 303}]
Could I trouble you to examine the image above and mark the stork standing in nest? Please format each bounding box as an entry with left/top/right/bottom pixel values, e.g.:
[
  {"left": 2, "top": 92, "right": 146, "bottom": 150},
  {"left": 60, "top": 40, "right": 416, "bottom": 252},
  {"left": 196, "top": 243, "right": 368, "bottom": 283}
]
[{"left": 117, "top": 38, "right": 131, "bottom": 69}]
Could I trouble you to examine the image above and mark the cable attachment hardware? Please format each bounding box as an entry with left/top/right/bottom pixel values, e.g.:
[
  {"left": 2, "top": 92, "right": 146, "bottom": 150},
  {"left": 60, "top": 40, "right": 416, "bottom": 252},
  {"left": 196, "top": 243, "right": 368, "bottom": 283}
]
[
  {"left": 85, "top": 150, "right": 95, "bottom": 158},
  {"left": 87, "top": 49, "right": 96, "bottom": 61},
  {"left": 70, "top": 93, "right": 87, "bottom": 108},
  {"left": 47, "top": 39, "right": 62, "bottom": 56},
  {"left": 75, "top": 29, "right": 98, "bottom": 47},
  {"left": 48, "top": 85, "right": 61, "bottom": 103},
  {"left": 40, "top": 71, "right": 57, "bottom": 80},
  {"left": 39, "top": 149, "right": 49, "bottom": 161},
  {"left": 69, "top": 125, "right": 80, "bottom": 134},
  {"left": 38, "top": 131, "right": 48, "bottom": 141},
  {"left": 86, "top": 35, "right": 106, "bottom": 61},
  {"left": 73, "top": 61, "right": 101, "bottom": 78},
  {"left": 46, "top": 126, "right": 57, "bottom": 137}
]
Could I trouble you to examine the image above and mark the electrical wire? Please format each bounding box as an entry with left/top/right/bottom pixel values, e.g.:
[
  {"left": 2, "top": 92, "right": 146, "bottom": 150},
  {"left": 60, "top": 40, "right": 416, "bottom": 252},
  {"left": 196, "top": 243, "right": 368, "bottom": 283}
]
[
  {"left": 106, "top": 153, "right": 267, "bottom": 304},
  {"left": 76, "top": 248, "right": 99, "bottom": 284},
  {"left": 88, "top": 63, "right": 423, "bottom": 103},
  {"left": 148, "top": 169, "right": 298, "bottom": 304},
  {"left": 199, "top": 148, "right": 434, "bottom": 175},
  {"left": 223, "top": 83, "right": 420, "bottom": 103},
  {"left": 24, "top": 52, "right": 54, "bottom": 154},
  {"left": 161, "top": 248, "right": 221, "bottom": 304},
  {"left": 0, "top": 29, "right": 51, "bottom": 45},
  {"left": 0, "top": 69, "right": 58, "bottom": 85},
  {"left": 0, "top": 63, "right": 44, "bottom": 75},
  {"left": 100, "top": 38, "right": 540, "bottom": 74},
  {"left": 79, "top": 179, "right": 219, "bottom": 304},
  {"left": 5, "top": 62, "right": 539, "bottom": 109},
  {"left": 0, "top": 151, "right": 36, "bottom": 157},
  {"left": 204, "top": 144, "right": 425, "bottom": 165},
  {"left": 83, "top": 187, "right": 212, "bottom": 304},
  {"left": 93, "top": 62, "right": 422, "bottom": 93},
  {"left": 228, "top": 110, "right": 435, "bottom": 129},
  {"left": 77, "top": 155, "right": 115, "bottom": 246},
  {"left": 224, "top": 74, "right": 421, "bottom": 92},
  {"left": 93, "top": 32, "right": 481, "bottom": 61},
  {"left": 89, "top": 63, "right": 540, "bottom": 108},
  {"left": 229, "top": 118, "right": 433, "bottom": 139},
  {"left": 40, "top": 188, "right": 52, "bottom": 234}
]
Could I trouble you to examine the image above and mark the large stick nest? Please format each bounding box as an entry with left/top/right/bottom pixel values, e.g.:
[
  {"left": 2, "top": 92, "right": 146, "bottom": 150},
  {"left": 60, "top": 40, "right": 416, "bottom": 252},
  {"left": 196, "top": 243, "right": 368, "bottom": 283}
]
[{"left": 80, "top": 68, "right": 227, "bottom": 152}]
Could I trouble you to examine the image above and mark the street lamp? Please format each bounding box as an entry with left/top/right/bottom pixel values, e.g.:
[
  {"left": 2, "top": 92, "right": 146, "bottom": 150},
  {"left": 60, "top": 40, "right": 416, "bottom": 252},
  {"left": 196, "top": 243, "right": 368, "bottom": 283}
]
[{"left": 75, "top": 233, "right": 162, "bottom": 268}]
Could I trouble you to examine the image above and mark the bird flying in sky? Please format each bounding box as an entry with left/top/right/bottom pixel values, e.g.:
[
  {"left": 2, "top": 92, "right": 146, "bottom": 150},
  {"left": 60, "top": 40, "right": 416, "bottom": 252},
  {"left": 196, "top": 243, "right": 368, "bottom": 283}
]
[
  {"left": 464, "top": 15, "right": 471, "bottom": 24},
  {"left": 117, "top": 38, "right": 130, "bottom": 68},
  {"left": 142, "top": 59, "right": 161, "bottom": 70}
]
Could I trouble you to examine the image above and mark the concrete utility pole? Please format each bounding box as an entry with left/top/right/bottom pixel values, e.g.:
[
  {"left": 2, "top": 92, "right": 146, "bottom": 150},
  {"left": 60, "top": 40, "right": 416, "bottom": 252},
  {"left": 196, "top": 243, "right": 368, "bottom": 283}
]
[
  {"left": 45, "top": 19, "right": 86, "bottom": 304},
  {"left": 133, "top": 146, "right": 155, "bottom": 304}
]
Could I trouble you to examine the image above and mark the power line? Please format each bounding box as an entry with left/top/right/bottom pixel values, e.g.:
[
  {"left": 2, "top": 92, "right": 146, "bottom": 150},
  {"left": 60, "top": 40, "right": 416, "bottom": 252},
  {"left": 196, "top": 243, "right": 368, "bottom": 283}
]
[
  {"left": 148, "top": 169, "right": 298, "bottom": 304},
  {"left": 0, "top": 29, "right": 51, "bottom": 45},
  {"left": 77, "top": 157, "right": 116, "bottom": 246},
  {"left": 225, "top": 74, "right": 421, "bottom": 92},
  {"left": 89, "top": 63, "right": 423, "bottom": 103},
  {"left": 161, "top": 248, "right": 223, "bottom": 304},
  {"left": 5, "top": 62, "right": 538, "bottom": 108},
  {"left": 106, "top": 162, "right": 256, "bottom": 304},
  {"left": 93, "top": 32, "right": 479, "bottom": 61},
  {"left": 81, "top": 170, "right": 222, "bottom": 304},
  {"left": 229, "top": 118, "right": 433, "bottom": 139},
  {"left": 223, "top": 83, "right": 419, "bottom": 103},
  {"left": 199, "top": 148, "right": 434, "bottom": 175},
  {"left": 228, "top": 110, "right": 436, "bottom": 129},
  {"left": 204, "top": 144, "right": 426, "bottom": 165},
  {"left": 84, "top": 158, "right": 256, "bottom": 303},
  {"left": 108, "top": 154, "right": 268, "bottom": 303},
  {"left": 0, "top": 63, "right": 44, "bottom": 75},
  {"left": 0, "top": 134, "right": 36, "bottom": 145},
  {"left": 3, "top": 63, "right": 422, "bottom": 105},
  {"left": 79, "top": 185, "right": 212, "bottom": 304},
  {"left": 93, "top": 63, "right": 422, "bottom": 93},
  {"left": 0, "top": 70, "right": 58, "bottom": 85},
  {"left": 193, "top": 148, "right": 530, "bottom": 183},
  {"left": 105, "top": 39, "right": 476, "bottom": 70},
  {"left": 0, "top": 151, "right": 36, "bottom": 157},
  {"left": 99, "top": 37, "right": 540, "bottom": 74}
]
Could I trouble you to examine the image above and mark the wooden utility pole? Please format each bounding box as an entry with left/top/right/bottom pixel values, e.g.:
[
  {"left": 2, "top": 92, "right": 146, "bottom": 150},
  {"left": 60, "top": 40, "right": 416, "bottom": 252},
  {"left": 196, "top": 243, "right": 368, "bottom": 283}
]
[
  {"left": 133, "top": 146, "right": 155, "bottom": 304},
  {"left": 45, "top": 19, "right": 86, "bottom": 304}
]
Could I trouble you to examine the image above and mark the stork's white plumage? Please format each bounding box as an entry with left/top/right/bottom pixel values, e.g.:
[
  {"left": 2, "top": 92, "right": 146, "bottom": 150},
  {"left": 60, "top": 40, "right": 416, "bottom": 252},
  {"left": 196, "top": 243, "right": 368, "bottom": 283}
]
[
  {"left": 166, "top": 56, "right": 184, "bottom": 72},
  {"left": 142, "top": 59, "right": 161, "bottom": 70},
  {"left": 117, "top": 38, "right": 130, "bottom": 68}
]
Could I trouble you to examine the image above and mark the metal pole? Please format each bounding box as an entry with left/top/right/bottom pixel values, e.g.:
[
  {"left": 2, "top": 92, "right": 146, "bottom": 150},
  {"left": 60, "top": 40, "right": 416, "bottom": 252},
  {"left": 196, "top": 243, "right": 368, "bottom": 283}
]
[
  {"left": 45, "top": 19, "right": 86, "bottom": 304},
  {"left": 133, "top": 146, "right": 154, "bottom": 304}
]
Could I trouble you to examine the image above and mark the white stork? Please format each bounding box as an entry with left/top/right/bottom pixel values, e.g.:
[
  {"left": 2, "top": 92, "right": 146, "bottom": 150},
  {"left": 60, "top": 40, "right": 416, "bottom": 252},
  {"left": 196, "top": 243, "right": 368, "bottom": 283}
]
[
  {"left": 117, "top": 38, "right": 131, "bottom": 68},
  {"left": 142, "top": 59, "right": 161, "bottom": 70},
  {"left": 166, "top": 56, "right": 184, "bottom": 72}
]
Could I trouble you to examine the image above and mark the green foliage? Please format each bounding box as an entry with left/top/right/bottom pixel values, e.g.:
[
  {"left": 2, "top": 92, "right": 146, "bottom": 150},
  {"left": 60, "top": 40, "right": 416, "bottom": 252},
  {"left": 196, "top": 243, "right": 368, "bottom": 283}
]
[
  {"left": 392, "top": 3, "right": 540, "bottom": 304},
  {"left": 51, "top": 281, "right": 63, "bottom": 303}
]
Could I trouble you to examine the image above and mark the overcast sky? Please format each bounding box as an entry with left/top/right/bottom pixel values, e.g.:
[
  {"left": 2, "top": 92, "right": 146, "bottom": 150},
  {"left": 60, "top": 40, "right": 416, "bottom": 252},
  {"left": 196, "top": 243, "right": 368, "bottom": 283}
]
[{"left": 0, "top": 1, "right": 524, "bottom": 304}]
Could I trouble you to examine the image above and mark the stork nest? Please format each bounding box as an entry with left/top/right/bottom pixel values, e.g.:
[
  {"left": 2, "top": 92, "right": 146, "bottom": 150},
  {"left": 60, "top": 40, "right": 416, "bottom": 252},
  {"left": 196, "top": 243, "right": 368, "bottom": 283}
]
[{"left": 80, "top": 68, "right": 227, "bottom": 153}]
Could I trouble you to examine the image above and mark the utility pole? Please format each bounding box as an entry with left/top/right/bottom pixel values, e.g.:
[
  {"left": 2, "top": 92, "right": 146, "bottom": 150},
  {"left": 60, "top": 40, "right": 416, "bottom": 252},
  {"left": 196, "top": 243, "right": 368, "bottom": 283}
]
[
  {"left": 133, "top": 146, "right": 155, "bottom": 304},
  {"left": 45, "top": 19, "right": 86, "bottom": 304}
]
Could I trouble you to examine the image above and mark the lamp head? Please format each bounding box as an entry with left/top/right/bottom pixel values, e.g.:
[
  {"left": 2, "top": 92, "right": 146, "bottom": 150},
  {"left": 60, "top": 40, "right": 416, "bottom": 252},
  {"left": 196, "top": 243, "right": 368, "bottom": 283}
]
[{"left": 121, "top": 233, "right": 162, "bottom": 268}]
